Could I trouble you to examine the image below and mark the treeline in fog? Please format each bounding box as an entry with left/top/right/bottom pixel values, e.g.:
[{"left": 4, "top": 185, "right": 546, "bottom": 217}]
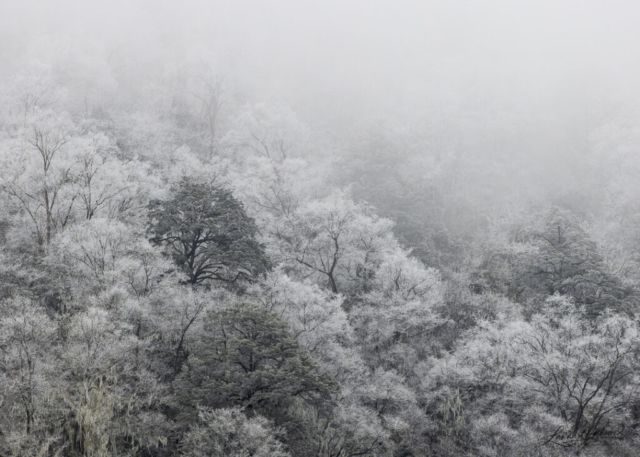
[{"left": 2, "top": 1, "right": 640, "bottom": 456}]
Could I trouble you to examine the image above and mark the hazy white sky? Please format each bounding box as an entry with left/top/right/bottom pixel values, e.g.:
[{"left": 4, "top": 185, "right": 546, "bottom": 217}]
[{"left": 2, "top": 0, "right": 639, "bottom": 119}]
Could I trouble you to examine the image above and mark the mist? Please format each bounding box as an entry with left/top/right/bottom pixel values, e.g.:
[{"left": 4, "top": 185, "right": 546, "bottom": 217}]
[
  {"left": 4, "top": 0, "right": 639, "bottom": 197},
  {"left": 5, "top": 1, "right": 640, "bottom": 106}
]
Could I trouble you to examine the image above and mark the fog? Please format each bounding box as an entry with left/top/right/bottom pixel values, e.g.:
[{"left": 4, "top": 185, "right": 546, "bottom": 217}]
[
  {"left": 2, "top": 0, "right": 639, "bottom": 236},
  {"left": 4, "top": 0, "right": 640, "bottom": 111},
  {"left": 2, "top": 0, "right": 640, "bottom": 215}
]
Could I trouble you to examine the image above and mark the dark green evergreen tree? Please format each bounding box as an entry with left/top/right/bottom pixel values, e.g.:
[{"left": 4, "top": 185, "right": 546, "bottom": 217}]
[
  {"left": 176, "top": 302, "right": 339, "bottom": 420},
  {"left": 524, "top": 208, "right": 636, "bottom": 315},
  {"left": 148, "top": 180, "right": 271, "bottom": 286}
]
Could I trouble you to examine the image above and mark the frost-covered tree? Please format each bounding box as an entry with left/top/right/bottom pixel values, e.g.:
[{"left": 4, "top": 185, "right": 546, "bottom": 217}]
[
  {"left": 74, "top": 131, "right": 157, "bottom": 221},
  {"left": 222, "top": 103, "right": 310, "bottom": 162},
  {"left": 0, "top": 108, "right": 80, "bottom": 245},
  {"left": 428, "top": 295, "right": 640, "bottom": 454},
  {"left": 181, "top": 407, "right": 290, "bottom": 457},
  {"left": 0, "top": 297, "right": 58, "bottom": 453},
  {"left": 48, "top": 217, "right": 169, "bottom": 298},
  {"left": 273, "top": 192, "right": 396, "bottom": 296}
]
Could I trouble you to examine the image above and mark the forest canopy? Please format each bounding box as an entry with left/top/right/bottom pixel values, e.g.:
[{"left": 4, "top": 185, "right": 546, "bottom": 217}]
[{"left": 2, "top": 1, "right": 640, "bottom": 456}]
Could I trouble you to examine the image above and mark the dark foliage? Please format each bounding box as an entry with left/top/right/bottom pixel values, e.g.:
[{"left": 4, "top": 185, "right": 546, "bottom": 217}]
[{"left": 148, "top": 180, "right": 271, "bottom": 286}]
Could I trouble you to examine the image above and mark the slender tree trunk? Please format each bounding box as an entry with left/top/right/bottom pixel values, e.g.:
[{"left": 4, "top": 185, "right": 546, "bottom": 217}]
[{"left": 45, "top": 188, "right": 51, "bottom": 244}]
